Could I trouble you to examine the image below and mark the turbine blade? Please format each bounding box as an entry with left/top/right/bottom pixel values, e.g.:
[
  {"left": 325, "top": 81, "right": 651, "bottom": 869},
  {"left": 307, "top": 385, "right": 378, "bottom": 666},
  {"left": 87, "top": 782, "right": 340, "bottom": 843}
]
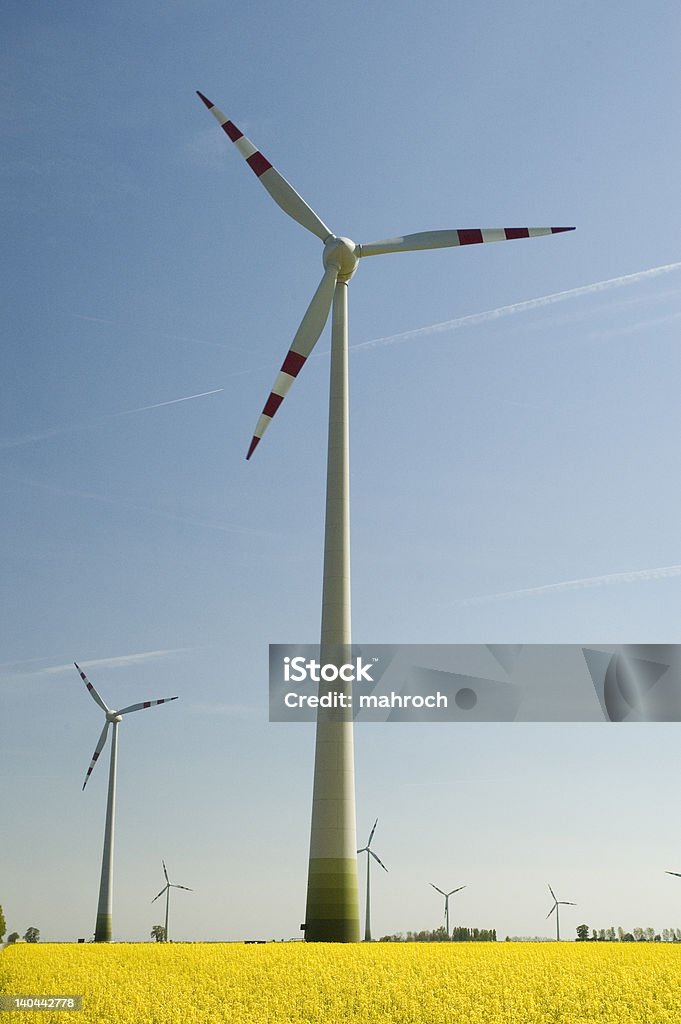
[
  {"left": 357, "top": 846, "right": 368, "bottom": 854},
  {"left": 117, "top": 696, "right": 178, "bottom": 715},
  {"left": 548, "top": 884, "right": 557, "bottom": 901},
  {"left": 151, "top": 885, "right": 168, "bottom": 903},
  {"left": 197, "top": 92, "right": 333, "bottom": 243},
  {"left": 163, "top": 860, "right": 169, "bottom": 883},
  {"left": 75, "top": 662, "right": 110, "bottom": 713},
  {"left": 546, "top": 905, "right": 557, "bottom": 918},
  {"left": 560, "top": 901, "right": 577, "bottom": 906},
  {"left": 369, "top": 850, "right": 388, "bottom": 873},
  {"left": 172, "top": 885, "right": 193, "bottom": 891},
  {"left": 666, "top": 871, "right": 681, "bottom": 877},
  {"left": 448, "top": 886, "right": 466, "bottom": 896},
  {"left": 429, "top": 883, "right": 446, "bottom": 897},
  {"left": 82, "top": 721, "right": 110, "bottom": 790},
  {"left": 359, "top": 226, "right": 575, "bottom": 258},
  {"left": 246, "top": 266, "right": 338, "bottom": 459},
  {"left": 367, "top": 818, "right": 378, "bottom": 847}
]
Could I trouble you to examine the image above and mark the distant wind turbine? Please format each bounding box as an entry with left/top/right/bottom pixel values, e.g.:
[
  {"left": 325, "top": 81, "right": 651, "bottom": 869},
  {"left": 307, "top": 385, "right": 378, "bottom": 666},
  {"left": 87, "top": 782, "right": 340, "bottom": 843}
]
[
  {"left": 152, "top": 860, "right": 193, "bottom": 942},
  {"left": 546, "top": 883, "right": 576, "bottom": 941},
  {"left": 430, "top": 882, "right": 466, "bottom": 938},
  {"left": 75, "top": 662, "right": 177, "bottom": 942},
  {"left": 197, "top": 88, "right": 573, "bottom": 941},
  {"left": 357, "top": 819, "right": 388, "bottom": 942}
]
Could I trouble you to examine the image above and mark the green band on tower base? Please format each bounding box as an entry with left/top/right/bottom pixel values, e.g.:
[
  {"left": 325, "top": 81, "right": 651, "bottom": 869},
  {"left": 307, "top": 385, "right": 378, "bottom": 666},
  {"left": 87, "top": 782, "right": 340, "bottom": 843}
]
[
  {"left": 304, "top": 857, "right": 360, "bottom": 942},
  {"left": 94, "top": 913, "right": 112, "bottom": 943}
]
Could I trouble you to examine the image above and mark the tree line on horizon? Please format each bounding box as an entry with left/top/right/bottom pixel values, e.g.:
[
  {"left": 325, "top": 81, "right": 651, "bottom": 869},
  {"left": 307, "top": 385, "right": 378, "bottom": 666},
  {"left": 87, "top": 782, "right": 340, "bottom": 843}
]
[
  {"left": 379, "top": 926, "right": 497, "bottom": 942},
  {"left": 576, "top": 924, "right": 681, "bottom": 942},
  {"left": 0, "top": 906, "right": 39, "bottom": 945}
]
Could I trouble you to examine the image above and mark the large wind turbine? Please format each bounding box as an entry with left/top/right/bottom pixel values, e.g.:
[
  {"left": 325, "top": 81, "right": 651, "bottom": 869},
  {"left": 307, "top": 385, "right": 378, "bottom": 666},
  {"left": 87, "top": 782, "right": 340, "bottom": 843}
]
[
  {"left": 151, "top": 860, "right": 193, "bottom": 942},
  {"left": 357, "top": 819, "right": 388, "bottom": 942},
  {"left": 430, "top": 882, "right": 466, "bottom": 938},
  {"left": 546, "top": 883, "right": 576, "bottom": 941},
  {"left": 75, "top": 662, "right": 177, "bottom": 942},
  {"left": 197, "top": 90, "right": 574, "bottom": 942}
]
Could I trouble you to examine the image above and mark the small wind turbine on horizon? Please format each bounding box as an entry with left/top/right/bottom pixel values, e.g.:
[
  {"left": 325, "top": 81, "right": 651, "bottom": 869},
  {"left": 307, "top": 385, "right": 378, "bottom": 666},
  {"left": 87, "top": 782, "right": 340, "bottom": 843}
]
[
  {"left": 430, "top": 882, "right": 466, "bottom": 938},
  {"left": 357, "top": 819, "right": 388, "bottom": 942},
  {"left": 152, "top": 860, "right": 193, "bottom": 942},
  {"left": 75, "top": 662, "right": 177, "bottom": 942},
  {"left": 546, "top": 883, "right": 576, "bottom": 941},
  {"left": 197, "top": 89, "right": 574, "bottom": 942}
]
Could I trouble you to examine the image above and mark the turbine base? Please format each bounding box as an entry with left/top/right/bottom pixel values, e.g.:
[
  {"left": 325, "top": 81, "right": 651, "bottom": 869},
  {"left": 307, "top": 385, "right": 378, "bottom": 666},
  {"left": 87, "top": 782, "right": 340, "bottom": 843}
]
[
  {"left": 94, "top": 912, "right": 112, "bottom": 942},
  {"left": 304, "top": 857, "right": 360, "bottom": 942}
]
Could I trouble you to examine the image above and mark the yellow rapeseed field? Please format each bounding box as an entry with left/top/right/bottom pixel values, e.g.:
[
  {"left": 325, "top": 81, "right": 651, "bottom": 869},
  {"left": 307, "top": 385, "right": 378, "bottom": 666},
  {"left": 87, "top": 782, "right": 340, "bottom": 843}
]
[{"left": 2, "top": 941, "right": 680, "bottom": 1024}]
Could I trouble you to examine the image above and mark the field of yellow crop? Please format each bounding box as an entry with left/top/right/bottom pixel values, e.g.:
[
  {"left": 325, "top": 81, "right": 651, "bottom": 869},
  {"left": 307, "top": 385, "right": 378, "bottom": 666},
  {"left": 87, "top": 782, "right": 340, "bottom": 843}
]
[{"left": 2, "top": 941, "right": 681, "bottom": 1023}]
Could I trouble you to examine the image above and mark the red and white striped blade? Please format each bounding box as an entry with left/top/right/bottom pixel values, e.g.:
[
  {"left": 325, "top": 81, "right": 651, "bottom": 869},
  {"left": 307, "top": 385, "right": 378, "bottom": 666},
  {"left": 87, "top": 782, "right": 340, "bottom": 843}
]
[
  {"left": 162, "top": 860, "right": 169, "bottom": 883},
  {"left": 152, "top": 884, "right": 169, "bottom": 904},
  {"left": 359, "top": 226, "right": 575, "bottom": 258},
  {"left": 246, "top": 266, "right": 338, "bottom": 460},
  {"left": 82, "top": 720, "right": 110, "bottom": 790},
  {"left": 118, "top": 696, "right": 178, "bottom": 716},
  {"left": 369, "top": 849, "right": 388, "bottom": 873},
  {"left": 75, "top": 662, "right": 110, "bottom": 714},
  {"left": 197, "top": 92, "right": 333, "bottom": 243}
]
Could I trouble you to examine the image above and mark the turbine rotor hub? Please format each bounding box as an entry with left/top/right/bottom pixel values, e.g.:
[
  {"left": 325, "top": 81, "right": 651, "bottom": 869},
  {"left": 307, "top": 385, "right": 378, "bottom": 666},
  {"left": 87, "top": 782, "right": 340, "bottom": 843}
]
[{"left": 323, "top": 236, "right": 359, "bottom": 281}]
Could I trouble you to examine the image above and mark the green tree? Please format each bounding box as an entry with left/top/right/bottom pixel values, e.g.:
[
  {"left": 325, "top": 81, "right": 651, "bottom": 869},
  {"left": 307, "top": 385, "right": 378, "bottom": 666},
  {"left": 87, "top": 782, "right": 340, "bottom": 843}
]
[
  {"left": 151, "top": 925, "right": 166, "bottom": 943},
  {"left": 0, "top": 905, "right": 5, "bottom": 942},
  {"left": 576, "top": 924, "right": 589, "bottom": 942},
  {"left": 6, "top": 932, "right": 19, "bottom": 944},
  {"left": 24, "top": 927, "right": 39, "bottom": 943}
]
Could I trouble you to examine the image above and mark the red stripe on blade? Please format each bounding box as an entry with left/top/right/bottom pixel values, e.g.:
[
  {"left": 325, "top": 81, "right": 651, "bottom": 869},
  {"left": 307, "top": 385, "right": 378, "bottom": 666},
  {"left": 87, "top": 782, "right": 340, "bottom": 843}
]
[
  {"left": 458, "top": 229, "right": 484, "bottom": 245},
  {"left": 263, "top": 392, "right": 284, "bottom": 418},
  {"left": 551, "top": 226, "right": 575, "bottom": 233},
  {"left": 246, "top": 436, "right": 260, "bottom": 460},
  {"left": 504, "top": 227, "right": 530, "bottom": 239},
  {"left": 247, "top": 151, "right": 272, "bottom": 177},
  {"left": 222, "top": 120, "right": 243, "bottom": 143},
  {"left": 281, "top": 350, "right": 306, "bottom": 377},
  {"left": 196, "top": 91, "right": 214, "bottom": 109},
  {"left": 144, "top": 701, "right": 151, "bottom": 708}
]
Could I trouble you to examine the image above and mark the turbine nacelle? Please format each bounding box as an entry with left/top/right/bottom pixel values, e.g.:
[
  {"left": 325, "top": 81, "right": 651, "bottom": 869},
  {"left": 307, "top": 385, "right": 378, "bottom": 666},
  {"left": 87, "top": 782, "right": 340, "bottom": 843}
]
[{"left": 323, "top": 236, "right": 359, "bottom": 281}]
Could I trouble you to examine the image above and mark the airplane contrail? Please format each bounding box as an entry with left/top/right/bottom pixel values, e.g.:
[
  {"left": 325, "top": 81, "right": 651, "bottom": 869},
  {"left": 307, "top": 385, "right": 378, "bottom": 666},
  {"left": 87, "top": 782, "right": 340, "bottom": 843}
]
[
  {"left": 40, "top": 648, "right": 190, "bottom": 676},
  {"left": 109, "top": 388, "right": 224, "bottom": 416},
  {"left": 457, "top": 563, "right": 681, "bottom": 606},
  {"left": 0, "top": 388, "right": 224, "bottom": 451},
  {"left": 353, "top": 260, "right": 681, "bottom": 352}
]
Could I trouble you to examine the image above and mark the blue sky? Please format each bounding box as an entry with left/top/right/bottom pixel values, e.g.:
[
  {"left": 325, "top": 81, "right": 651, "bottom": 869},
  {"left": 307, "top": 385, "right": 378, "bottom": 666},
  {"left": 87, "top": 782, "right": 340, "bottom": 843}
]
[{"left": 3, "top": 0, "right": 681, "bottom": 943}]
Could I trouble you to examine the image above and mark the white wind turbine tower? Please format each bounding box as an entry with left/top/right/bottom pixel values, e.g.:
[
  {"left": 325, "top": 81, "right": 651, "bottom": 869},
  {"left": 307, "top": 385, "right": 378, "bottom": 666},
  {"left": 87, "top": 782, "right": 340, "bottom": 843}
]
[
  {"left": 75, "top": 662, "right": 178, "bottom": 942},
  {"left": 430, "top": 882, "right": 466, "bottom": 938},
  {"left": 546, "top": 883, "right": 576, "bottom": 941},
  {"left": 151, "top": 860, "right": 193, "bottom": 942},
  {"left": 197, "top": 90, "right": 574, "bottom": 942},
  {"left": 357, "top": 819, "right": 388, "bottom": 942}
]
